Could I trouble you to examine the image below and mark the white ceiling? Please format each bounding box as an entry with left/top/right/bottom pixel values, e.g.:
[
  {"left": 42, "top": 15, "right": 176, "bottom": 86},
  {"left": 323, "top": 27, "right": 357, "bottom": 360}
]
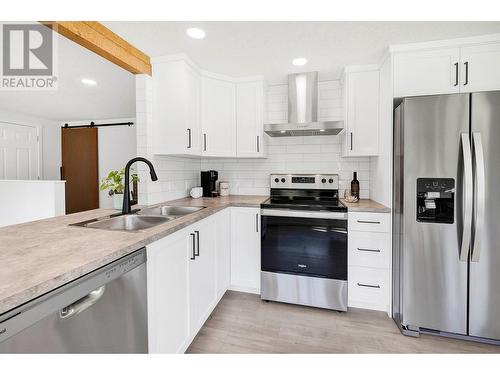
[
  {"left": 0, "top": 23, "right": 135, "bottom": 122},
  {"left": 104, "top": 21, "right": 500, "bottom": 84}
]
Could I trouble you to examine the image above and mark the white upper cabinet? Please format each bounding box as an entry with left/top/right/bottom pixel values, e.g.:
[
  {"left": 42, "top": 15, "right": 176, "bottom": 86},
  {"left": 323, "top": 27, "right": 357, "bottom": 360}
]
[
  {"left": 201, "top": 76, "right": 237, "bottom": 157},
  {"left": 236, "top": 80, "right": 266, "bottom": 158},
  {"left": 152, "top": 58, "right": 201, "bottom": 156},
  {"left": 152, "top": 55, "right": 266, "bottom": 158},
  {"left": 393, "top": 48, "right": 460, "bottom": 97},
  {"left": 342, "top": 66, "right": 380, "bottom": 157},
  {"left": 460, "top": 42, "right": 500, "bottom": 93},
  {"left": 393, "top": 36, "right": 500, "bottom": 97}
]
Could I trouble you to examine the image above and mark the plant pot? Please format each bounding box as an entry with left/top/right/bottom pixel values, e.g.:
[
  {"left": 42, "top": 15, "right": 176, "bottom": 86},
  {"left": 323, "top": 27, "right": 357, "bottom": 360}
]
[{"left": 113, "top": 193, "right": 124, "bottom": 210}]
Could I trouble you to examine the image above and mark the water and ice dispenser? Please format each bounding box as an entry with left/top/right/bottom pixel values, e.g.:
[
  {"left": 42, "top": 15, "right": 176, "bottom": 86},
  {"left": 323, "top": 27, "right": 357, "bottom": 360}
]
[{"left": 416, "top": 178, "right": 455, "bottom": 224}]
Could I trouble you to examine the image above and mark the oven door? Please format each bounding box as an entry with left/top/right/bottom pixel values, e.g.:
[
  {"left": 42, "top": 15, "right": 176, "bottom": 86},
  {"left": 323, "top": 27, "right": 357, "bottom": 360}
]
[{"left": 261, "top": 209, "right": 347, "bottom": 280}]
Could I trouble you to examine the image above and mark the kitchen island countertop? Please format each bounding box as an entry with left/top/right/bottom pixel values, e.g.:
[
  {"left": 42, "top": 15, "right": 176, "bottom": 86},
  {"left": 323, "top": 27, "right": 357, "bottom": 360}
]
[{"left": 0, "top": 195, "right": 267, "bottom": 315}]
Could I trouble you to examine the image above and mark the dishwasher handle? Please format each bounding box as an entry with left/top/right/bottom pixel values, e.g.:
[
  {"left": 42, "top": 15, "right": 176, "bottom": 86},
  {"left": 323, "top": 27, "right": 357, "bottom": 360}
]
[{"left": 59, "top": 286, "right": 106, "bottom": 320}]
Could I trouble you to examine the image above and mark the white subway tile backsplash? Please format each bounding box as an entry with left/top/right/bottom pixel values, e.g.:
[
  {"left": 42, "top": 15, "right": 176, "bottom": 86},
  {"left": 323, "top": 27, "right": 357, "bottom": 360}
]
[{"left": 203, "top": 133, "right": 370, "bottom": 197}]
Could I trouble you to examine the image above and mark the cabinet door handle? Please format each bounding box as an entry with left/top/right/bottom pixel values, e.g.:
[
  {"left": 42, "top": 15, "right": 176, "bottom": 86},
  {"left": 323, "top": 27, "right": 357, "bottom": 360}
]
[
  {"left": 357, "top": 283, "right": 380, "bottom": 289},
  {"left": 464, "top": 61, "right": 469, "bottom": 86},
  {"left": 203, "top": 133, "right": 207, "bottom": 151},
  {"left": 454, "top": 62, "right": 459, "bottom": 86},
  {"left": 190, "top": 233, "right": 196, "bottom": 260},
  {"left": 350, "top": 132, "right": 353, "bottom": 151},
  {"left": 256, "top": 213, "right": 259, "bottom": 233},
  {"left": 357, "top": 247, "right": 381, "bottom": 253},
  {"left": 357, "top": 220, "right": 381, "bottom": 224},
  {"left": 194, "top": 230, "right": 200, "bottom": 256},
  {"left": 187, "top": 128, "right": 191, "bottom": 149},
  {"left": 257, "top": 136, "right": 260, "bottom": 152}
]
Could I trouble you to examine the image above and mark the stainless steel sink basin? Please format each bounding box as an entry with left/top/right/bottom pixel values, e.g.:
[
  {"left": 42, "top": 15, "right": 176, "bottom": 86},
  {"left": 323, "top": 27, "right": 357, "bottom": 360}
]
[
  {"left": 81, "top": 215, "right": 170, "bottom": 231},
  {"left": 138, "top": 205, "right": 205, "bottom": 217}
]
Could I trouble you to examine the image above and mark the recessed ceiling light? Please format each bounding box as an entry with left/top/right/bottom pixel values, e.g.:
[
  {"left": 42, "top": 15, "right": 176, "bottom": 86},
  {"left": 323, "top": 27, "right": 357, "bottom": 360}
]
[
  {"left": 280, "top": 130, "right": 286, "bottom": 133},
  {"left": 81, "top": 78, "right": 97, "bottom": 86},
  {"left": 292, "top": 58, "right": 308, "bottom": 66},
  {"left": 319, "top": 129, "right": 325, "bottom": 132},
  {"left": 186, "top": 27, "right": 206, "bottom": 39}
]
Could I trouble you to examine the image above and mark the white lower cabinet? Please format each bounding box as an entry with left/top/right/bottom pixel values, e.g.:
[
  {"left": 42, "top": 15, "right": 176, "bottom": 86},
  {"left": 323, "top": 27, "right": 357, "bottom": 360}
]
[
  {"left": 147, "top": 228, "right": 190, "bottom": 354},
  {"left": 348, "top": 211, "right": 391, "bottom": 315},
  {"left": 147, "top": 214, "right": 226, "bottom": 353},
  {"left": 230, "top": 207, "right": 261, "bottom": 293},
  {"left": 188, "top": 217, "right": 217, "bottom": 338},
  {"left": 215, "top": 208, "right": 231, "bottom": 301},
  {"left": 147, "top": 209, "right": 238, "bottom": 353}
]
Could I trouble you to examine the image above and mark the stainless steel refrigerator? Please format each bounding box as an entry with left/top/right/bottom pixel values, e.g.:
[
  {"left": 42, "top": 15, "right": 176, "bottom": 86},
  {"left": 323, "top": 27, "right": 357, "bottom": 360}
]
[{"left": 393, "top": 92, "right": 500, "bottom": 343}]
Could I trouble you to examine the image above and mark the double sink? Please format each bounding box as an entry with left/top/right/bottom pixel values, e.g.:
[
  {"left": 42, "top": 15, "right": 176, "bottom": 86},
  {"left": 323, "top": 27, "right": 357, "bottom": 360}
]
[{"left": 72, "top": 205, "right": 205, "bottom": 232}]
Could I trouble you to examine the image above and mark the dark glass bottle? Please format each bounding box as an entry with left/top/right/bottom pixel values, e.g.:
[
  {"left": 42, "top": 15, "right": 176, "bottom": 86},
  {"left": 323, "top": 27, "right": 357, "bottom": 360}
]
[{"left": 351, "top": 172, "right": 360, "bottom": 199}]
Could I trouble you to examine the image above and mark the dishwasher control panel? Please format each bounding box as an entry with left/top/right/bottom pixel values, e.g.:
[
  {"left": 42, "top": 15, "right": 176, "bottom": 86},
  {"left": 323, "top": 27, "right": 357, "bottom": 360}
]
[{"left": 105, "top": 252, "right": 145, "bottom": 280}]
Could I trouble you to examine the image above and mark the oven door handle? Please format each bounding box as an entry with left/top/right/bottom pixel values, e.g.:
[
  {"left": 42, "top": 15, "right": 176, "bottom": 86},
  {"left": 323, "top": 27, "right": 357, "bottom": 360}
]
[{"left": 260, "top": 209, "right": 347, "bottom": 220}]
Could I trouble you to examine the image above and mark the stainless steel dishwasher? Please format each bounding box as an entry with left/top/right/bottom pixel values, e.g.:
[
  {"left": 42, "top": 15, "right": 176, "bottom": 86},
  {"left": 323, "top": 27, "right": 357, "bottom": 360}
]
[{"left": 0, "top": 248, "right": 148, "bottom": 353}]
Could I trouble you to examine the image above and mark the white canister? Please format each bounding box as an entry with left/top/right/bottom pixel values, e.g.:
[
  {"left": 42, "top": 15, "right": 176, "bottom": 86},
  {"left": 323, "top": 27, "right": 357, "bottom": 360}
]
[
  {"left": 190, "top": 187, "right": 203, "bottom": 199},
  {"left": 219, "top": 181, "right": 230, "bottom": 196}
]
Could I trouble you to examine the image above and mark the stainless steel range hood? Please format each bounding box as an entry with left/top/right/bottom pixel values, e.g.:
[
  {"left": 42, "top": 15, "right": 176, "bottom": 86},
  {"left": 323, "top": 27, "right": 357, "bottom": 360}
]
[{"left": 264, "top": 72, "right": 344, "bottom": 137}]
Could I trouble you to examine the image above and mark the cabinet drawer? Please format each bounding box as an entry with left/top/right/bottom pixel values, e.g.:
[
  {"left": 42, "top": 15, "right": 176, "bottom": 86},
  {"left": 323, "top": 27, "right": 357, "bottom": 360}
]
[
  {"left": 348, "top": 266, "right": 389, "bottom": 311},
  {"left": 348, "top": 212, "right": 390, "bottom": 233},
  {"left": 348, "top": 232, "right": 390, "bottom": 269}
]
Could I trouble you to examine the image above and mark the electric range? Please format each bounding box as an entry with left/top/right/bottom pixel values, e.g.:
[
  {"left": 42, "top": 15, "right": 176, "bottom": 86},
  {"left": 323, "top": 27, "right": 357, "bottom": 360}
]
[{"left": 260, "top": 174, "right": 348, "bottom": 311}]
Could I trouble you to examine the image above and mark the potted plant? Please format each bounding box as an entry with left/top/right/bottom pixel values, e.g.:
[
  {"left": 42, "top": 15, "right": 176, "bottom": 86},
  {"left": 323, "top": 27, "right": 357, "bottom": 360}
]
[{"left": 100, "top": 168, "right": 139, "bottom": 210}]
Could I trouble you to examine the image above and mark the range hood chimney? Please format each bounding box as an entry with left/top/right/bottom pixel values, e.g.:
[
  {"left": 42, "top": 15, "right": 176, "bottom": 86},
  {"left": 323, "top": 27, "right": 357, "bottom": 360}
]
[{"left": 264, "top": 72, "right": 344, "bottom": 137}]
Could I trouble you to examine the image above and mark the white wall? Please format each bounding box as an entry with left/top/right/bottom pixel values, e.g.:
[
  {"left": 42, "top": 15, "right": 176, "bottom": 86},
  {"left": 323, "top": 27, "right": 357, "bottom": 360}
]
[
  {"left": 0, "top": 108, "right": 60, "bottom": 180},
  {"left": 136, "top": 75, "right": 201, "bottom": 205},
  {"left": 369, "top": 55, "right": 393, "bottom": 207},
  {"left": 202, "top": 80, "right": 370, "bottom": 198},
  {"left": 64, "top": 118, "right": 137, "bottom": 209},
  {"left": 0, "top": 180, "right": 65, "bottom": 227}
]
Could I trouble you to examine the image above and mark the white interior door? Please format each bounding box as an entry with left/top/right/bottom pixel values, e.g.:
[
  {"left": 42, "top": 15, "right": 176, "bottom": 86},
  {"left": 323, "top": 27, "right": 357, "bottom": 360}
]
[{"left": 0, "top": 122, "right": 39, "bottom": 180}]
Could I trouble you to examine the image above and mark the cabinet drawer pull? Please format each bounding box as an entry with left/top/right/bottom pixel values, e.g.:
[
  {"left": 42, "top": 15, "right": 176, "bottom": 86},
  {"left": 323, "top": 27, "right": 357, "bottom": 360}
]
[
  {"left": 350, "top": 132, "right": 353, "bottom": 151},
  {"left": 454, "top": 62, "right": 459, "bottom": 86},
  {"left": 187, "top": 128, "right": 192, "bottom": 149},
  {"left": 357, "top": 220, "right": 381, "bottom": 224},
  {"left": 357, "top": 247, "right": 381, "bottom": 253},
  {"left": 203, "top": 133, "right": 207, "bottom": 151},
  {"left": 190, "top": 233, "right": 196, "bottom": 260},
  {"left": 357, "top": 283, "right": 380, "bottom": 289},
  {"left": 256, "top": 213, "right": 259, "bottom": 232},
  {"left": 194, "top": 230, "right": 200, "bottom": 257}
]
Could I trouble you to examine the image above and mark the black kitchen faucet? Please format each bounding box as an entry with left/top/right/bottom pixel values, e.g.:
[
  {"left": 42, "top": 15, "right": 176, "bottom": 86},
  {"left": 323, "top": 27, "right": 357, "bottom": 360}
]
[{"left": 122, "top": 157, "right": 158, "bottom": 214}]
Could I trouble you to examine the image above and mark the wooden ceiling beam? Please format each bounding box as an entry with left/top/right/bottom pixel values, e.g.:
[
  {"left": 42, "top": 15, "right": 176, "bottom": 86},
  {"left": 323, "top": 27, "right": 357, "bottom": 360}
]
[{"left": 41, "top": 21, "right": 152, "bottom": 76}]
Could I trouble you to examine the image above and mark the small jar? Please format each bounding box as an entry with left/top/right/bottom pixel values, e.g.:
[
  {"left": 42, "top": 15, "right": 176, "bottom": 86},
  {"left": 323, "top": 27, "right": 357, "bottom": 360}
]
[{"left": 219, "top": 181, "right": 230, "bottom": 196}]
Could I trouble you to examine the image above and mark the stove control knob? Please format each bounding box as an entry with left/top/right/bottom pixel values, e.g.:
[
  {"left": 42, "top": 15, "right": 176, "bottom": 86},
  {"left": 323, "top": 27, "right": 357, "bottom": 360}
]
[
  {"left": 329, "top": 178, "right": 334, "bottom": 183},
  {"left": 321, "top": 178, "right": 326, "bottom": 183},
  {"left": 274, "top": 178, "right": 279, "bottom": 183},
  {"left": 281, "top": 178, "right": 286, "bottom": 183}
]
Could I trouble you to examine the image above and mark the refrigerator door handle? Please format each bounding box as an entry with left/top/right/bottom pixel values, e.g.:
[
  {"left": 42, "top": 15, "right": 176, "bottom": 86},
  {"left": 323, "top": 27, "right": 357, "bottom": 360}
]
[
  {"left": 471, "top": 132, "right": 485, "bottom": 262},
  {"left": 460, "top": 133, "right": 473, "bottom": 262}
]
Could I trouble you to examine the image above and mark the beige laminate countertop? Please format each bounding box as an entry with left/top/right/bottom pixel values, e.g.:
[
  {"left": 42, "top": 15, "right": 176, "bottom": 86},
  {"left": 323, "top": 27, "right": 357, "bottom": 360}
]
[
  {"left": 0, "top": 195, "right": 267, "bottom": 315},
  {"left": 340, "top": 199, "right": 391, "bottom": 213}
]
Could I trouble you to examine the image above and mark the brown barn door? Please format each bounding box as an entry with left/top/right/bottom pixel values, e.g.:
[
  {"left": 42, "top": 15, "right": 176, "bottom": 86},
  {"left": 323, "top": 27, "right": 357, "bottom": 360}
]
[{"left": 61, "top": 128, "right": 99, "bottom": 214}]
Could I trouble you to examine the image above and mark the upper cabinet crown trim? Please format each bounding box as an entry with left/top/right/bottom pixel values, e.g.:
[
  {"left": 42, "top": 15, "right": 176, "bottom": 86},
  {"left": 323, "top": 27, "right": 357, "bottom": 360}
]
[
  {"left": 152, "top": 54, "right": 264, "bottom": 83},
  {"left": 389, "top": 33, "right": 500, "bottom": 53}
]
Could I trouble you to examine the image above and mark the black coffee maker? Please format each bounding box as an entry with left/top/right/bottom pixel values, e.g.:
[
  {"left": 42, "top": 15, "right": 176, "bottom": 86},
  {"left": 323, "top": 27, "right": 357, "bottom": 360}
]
[{"left": 201, "top": 170, "right": 218, "bottom": 197}]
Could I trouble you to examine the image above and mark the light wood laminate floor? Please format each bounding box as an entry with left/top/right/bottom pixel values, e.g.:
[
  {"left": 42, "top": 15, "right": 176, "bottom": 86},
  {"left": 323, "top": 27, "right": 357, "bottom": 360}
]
[{"left": 187, "top": 291, "right": 500, "bottom": 354}]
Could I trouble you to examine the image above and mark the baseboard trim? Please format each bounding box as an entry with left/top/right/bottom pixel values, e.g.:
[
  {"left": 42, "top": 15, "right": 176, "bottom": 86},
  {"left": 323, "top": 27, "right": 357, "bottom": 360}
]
[{"left": 229, "top": 285, "right": 260, "bottom": 295}]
